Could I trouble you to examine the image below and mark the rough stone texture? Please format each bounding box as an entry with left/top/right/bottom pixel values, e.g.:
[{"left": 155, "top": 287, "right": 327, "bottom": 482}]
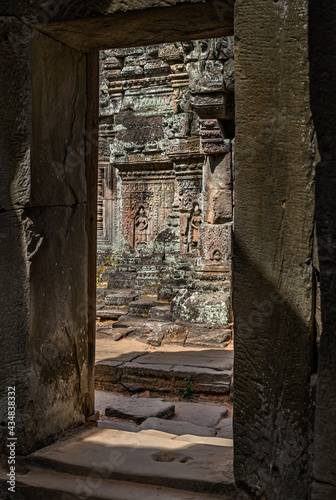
[
  {"left": 309, "top": 2, "right": 336, "bottom": 498},
  {"left": 95, "top": 338, "right": 233, "bottom": 394},
  {"left": 4, "top": 469, "right": 238, "bottom": 500},
  {"left": 234, "top": 0, "right": 315, "bottom": 497},
  {"left": 96, "top": 34, "right": 235, "bottom": 345},
  {"left": 105, "top": 395, "right": 175, "bottom": 423},
  {"left": 0, "top": 21, "right": 90, "bottom": 454},
  {"left": 0, "top": 17, "right": 32, "bottom": 455},
  {"left": 171, "top": 289, "right": 231, "bottom": 325},
  {"left": 171, "top": 401, "right": 228, "bottom": 428},
  {"left": 216, "top": 419, "right": 233, "bottom": 439},
  {"left": 1, "top": 0, "right": 234, "bottom": 25},
  {"left": 24, "top": 427, "right": 235, "bottom": 495},
  {"left": 139, "top": 417, "right": 216, "bottom": 437}
]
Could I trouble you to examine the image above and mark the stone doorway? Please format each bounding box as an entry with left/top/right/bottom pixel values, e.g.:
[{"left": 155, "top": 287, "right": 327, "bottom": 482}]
[
  {"left": 96, "top": 36, "right": 235, "bottom": 371},
  {"left": 0, "top": 2, "right": 319, "bottom": 498},
  {"left": 92, "top": 37, "right": 236, "bottom": 493}
]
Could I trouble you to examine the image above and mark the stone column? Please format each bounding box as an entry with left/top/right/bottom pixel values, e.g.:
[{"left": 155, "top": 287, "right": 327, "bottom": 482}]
[{"left": 234, "top": 0, "right": 315, "bottom": 497}]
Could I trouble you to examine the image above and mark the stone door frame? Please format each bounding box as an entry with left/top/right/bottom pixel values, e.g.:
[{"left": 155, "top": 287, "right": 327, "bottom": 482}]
[{"left": 1, "top": 1, "right": 324, "bottom": 497}]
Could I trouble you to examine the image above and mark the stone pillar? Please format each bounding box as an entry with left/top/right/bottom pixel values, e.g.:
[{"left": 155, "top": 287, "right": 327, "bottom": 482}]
[
  {"left": 234, "top": 0, "right": 315, "bottom": 497},
  {"left": 0, "top": 21, "right": 94, "bottom": 454}
]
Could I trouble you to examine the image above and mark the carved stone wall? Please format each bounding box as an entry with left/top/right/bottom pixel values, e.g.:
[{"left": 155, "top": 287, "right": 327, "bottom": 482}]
[{"left": 98, "top": 38, "right": 234, "bottom": 260}]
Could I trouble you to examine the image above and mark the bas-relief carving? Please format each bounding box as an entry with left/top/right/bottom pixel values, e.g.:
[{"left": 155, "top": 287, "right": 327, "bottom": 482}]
[
  {"left": 134, "top": 206, "right": 149, "bottom": 247},
  {"left": 98, "top": 36, "right": 234, "bottom": 266},
  {"left": 189, "top": 204, "right": 202, "bottom": 251}
]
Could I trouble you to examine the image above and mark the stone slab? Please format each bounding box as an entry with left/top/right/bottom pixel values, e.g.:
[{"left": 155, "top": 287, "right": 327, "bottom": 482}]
[
  {"left": 98, "top": 420, "right": 139, "bottom": 432},
  {"left": 139, "top": 417, "right": 216, "bottom": 437},
  {"left": 97, "top": 329, "right": 126, "bottom": 341},
  {"left": 135, "top": 346, "right": 234, "bottom": 371},
  {"left": 127, "top": 321, "right": 172, "bottom": 346},
  {"left": 185, "top": 326, "right": 231, "bottom": 348},
  {"left": 104, "top": 395, "right": 175, "bottom": 423},
  {"left": 128, "top": 298, "right": 166, "bottom": 317},
  {"left": 173, "top": 366, "right": 232, "bottom": 394},
  {"left": 216, "top": 419, "right": 233, "bottom": 439},
  {"left": 97, "top": 308, "right": 128, "bottom": 320},
  {"left": 149, "top": 305, "right": 172, "bottom": 321},
  {"left": 172, "top": 402, "right": 228, "bottom": 428},
  {"left": 27, "top": 427, "right": 234, "bottom": 494},
  {"left": 175, "top": 435, "right": 233, "bottom": 447},
  {"left": 112, "top": 314, "right": 146, "bottom": 329},
  {"left": 12, "top": 469, "right": 234, "bottom": 500},
  {"left": 95, "top": 338, "right": 233, "bottom": 394},
  {"left": 105, "top": 292, "right": 138, "bottom": 306}
]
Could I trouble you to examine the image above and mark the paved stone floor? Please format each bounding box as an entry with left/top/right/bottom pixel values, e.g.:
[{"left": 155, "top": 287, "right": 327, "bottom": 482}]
[{"left": 95, "top": 391, "right": 233, "bottom": 439}]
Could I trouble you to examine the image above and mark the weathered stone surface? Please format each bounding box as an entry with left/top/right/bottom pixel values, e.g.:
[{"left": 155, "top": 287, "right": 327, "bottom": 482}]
[
  {"left": 8, "top": 469, "right": 236, "bottom": 500},
  {"left": 173, "top": 366, "right": 232, "bottom": 394},
  {"left": 96, "top": 328, "right": 125, "bottom": 341},
  {"left": 32, "top": 2, "right": 233, "bottom": 53},
  {"left": 161, "top": 323, "right": 190, "bottom": 345},
  {"left": 26, "top": 427, "right": 235, "bottom": 494},
  {"left": 95, "top": 361, "right": 124, "bottom": 390},
  {"left": 139, "top": 417, "right": 216, "bottom": 437},
  {"left": 134, "top": 346, "right": 233, "bottom": 371},
  {"left": 112, "top": 314, "right": 146, "bottom": 330},
  {"left": 128, "top": 297, "right": 166, "bottom": 317},
  {"left": 148, "top": 305, "right": 171, "bottom": 321},
  {"left": 97, "top": 420, "right": 139, "bottom": 432},
  {"left": 234, "top": 0, "right": 315, "bottom": 497},
  {"left": 199, "top": 224, "right": 232, "bottom": 265},
  {"left": 174, "top": 435, "right": 233, "bottom": 447},
  {"left": 105, "top": 292, "right": 138, "bottom": 306},
  {"left": 185, "top": 325, "right": 231, "bottom": 348},
  {"left": 105, "top": 395, "right": 175, "bottom": 423},
  {"left": 31, "top": 33, "right": 87, "bottom": 207},
  {"left": 172, "top": 402, "right": 228, "bottom": 428},
  {"left": 171, "top": 289, "right": 231, "bottom": 325},
  {"left": 216, "top": 419, "right": 233, "bottom": 439},
  {"left": 96, "top": 306, "right": 128, "bottom": 320}
]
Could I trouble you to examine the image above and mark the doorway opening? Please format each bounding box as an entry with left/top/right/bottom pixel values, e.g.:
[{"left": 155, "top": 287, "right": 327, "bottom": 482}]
[{"left": 94, "top": 37, "right": 235, "bottom": 490}]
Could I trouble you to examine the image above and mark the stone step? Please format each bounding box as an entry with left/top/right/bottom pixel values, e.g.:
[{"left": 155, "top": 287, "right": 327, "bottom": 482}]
[
  {"left": 96, "top": 339, "right": 233, "bottom": 397},
  {"left": 105, "top": 292, "right": 138, "bottom": 306},
  {"left": 96, "top": 306, "right": 128, "bottom": 320},
  {"left": 128, "top": 298, "right": 167, "bottom": 317},
  {"left": 21, "top": 427, "right": 236, "bottom": 496},
  {"left": 11, "top": 468, "right": 234, "bottom": 500},
  {"left": 112, "top": 314, "right": 146, "bottom": 329},
  {"left": 96, "top": 327, "right": 131, "bottom": 342},
  {"left": 148, "top": 304, "right": 171, "bottom": 321},
  {"left": 138, "top": 417, "right": 216, "bottom": 437},
  {"left": 97, "top": 418, "right": 233, "bottom": 443}
]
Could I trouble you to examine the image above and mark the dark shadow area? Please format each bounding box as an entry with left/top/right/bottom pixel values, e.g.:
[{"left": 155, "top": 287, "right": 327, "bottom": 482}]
[
  {"left": 233, "top": 236, "right": 315, "bottom": 497},
  {"left": 308, "top": 1, "right": 336, "bottom": 496}
]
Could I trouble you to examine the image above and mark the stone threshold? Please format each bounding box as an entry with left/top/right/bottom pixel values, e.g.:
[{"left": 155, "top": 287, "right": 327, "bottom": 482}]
[
  {"left": 95, "top": 339, "right": 233, "bottom": 395},
  {"left": 9, "top": 468, "right": 241, "bottom": 500},
  {"left": 16, "top": 427, "right": 237, "bottom": 497}
]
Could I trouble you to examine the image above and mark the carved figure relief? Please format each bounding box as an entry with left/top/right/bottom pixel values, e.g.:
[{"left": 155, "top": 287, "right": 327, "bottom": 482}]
[
  {"left": 188, "top": 204, "right": 202, "bottom": 252},
  {"left": 134, "top": 206, "right": 148, "bottom": 247}
]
